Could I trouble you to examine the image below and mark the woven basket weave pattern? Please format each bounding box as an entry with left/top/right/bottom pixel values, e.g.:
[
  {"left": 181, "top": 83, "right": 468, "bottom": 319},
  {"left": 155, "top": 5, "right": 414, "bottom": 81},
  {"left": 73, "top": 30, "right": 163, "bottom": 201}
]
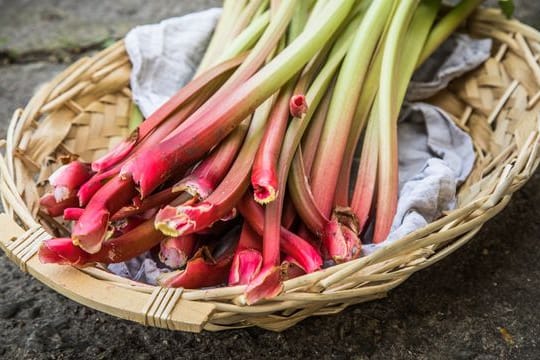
[{"left": 0, "top": 9, "right": 539, "bottom": 332}]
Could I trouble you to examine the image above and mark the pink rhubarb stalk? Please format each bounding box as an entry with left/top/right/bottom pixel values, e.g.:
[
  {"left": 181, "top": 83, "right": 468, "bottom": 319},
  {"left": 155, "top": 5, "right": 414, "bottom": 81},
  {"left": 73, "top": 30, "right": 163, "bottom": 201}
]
[
  {"left": 289, "top": 94, "right": 308, "bottom": 118},
  {"left": 159, "top": 234, "right": 197, "bottom": 269},
  {"left": 154, "top": 97, "right": 275, "bottom": 237},
  {"left": 91, "top": 53, "right": 247, "bottom": 172},
  {"left": 72, "top": 176, "right": 137, "bottom": 254},
  {"left": 48, "top": 160, "right": 94, "bottom": 202},
  {"left": 228, "top": 222, "right": 263, "bottom": 286},
  {"left": 40, "top": 193, "right": 79, "bottom": 218},
  {"left": 122, "top": 0, "right": 354, "bottom": 197},
  {"left": 251, "top": 83, "right": 295, "bottom": 204}
]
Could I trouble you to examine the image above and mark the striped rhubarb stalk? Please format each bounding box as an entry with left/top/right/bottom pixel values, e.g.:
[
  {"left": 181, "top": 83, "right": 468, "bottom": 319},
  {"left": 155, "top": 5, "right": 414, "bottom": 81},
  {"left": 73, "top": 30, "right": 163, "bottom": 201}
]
[
  {"left": 228, "top": 222, "right": 263, "bottom": 286},
  {"left": 123, "top": 0, "right": 354, "bottom": 197},
  {"left": 245, "top": 13, "right": 361, "bottom": 303},
  {"left": 154, "top": 97, "right": 275, "bottom": 237}
]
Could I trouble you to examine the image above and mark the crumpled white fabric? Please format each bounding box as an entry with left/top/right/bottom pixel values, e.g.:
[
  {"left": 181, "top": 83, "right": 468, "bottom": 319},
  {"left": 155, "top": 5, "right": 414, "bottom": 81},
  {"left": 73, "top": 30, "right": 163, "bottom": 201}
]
[
  {"left": 407, "top": 34, "right": 492, "bottom": 101},
  {"left": 108, "top": 253, "right": 167, "bottom": 285},
  {"left": 125, "top": 8, "right": 222, "bottom": 117},
  {"left": 110, "top": 9, "right": 491, "bottom": 280}
]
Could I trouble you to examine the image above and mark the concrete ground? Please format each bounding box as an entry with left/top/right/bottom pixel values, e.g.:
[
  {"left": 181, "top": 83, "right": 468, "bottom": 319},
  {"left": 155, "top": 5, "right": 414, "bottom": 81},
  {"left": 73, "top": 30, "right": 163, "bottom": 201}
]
[{"left": 0, "top": 1, "right": 539, "bottom": 359}]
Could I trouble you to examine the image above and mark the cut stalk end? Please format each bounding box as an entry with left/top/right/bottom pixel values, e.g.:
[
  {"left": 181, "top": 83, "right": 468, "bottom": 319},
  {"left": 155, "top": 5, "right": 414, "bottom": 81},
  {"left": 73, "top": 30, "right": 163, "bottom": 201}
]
[
  {"left": 228, "top": 249, "right": 263, "bottom": 286},
  {"left": 245, "top": 264, "right": 284, "bottom": 304},
  {"left": 159, "top": 234, "right": 196, "bottom": 269},
  {"left": 323, "top": 207, "right": 361, "bottom": 263},
  {"left": 289, "top": 94, "right": 308, "bottom": 117},
  {"left": 253, "top": 183, "right": 278, "bottom": 204},
  {"left": 38, "top": 238, "right": 88, "bottom": 265}
]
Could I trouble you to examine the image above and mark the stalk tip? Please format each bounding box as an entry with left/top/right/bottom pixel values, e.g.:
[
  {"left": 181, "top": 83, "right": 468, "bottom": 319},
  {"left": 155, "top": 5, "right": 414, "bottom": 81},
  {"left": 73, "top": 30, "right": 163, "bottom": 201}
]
[
  {"left": 244, "top": 264, "right": 285, "bottom": 304},
  {"left": 253, "top": 183, "right": 277, "bottom": 205}
]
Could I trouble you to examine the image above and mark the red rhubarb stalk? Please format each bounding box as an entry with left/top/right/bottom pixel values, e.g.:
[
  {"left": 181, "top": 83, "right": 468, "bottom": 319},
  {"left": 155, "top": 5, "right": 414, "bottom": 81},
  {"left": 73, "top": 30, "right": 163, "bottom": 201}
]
[
  {"left": 63, "top": 207, "right": 84, "bottom": 221},
  {"left": 237, "top": 194, "right": 322, "bottom": 274},
  {"left": 229, "top": 222, "right": 263, "bottom": 286},
  {"left": 159, "top": 234, "right": 197, "bottom": 269},
  {"left": 251, "top": 83, "right": 296, "bottom": 204},
  {"left": 123, "top": 0, "right": 354, "bottom": 197},
  {"left": 72, "top": 176, "right": 137, "bottom": 254},
  {"left": 158, "top": 227, "right": 239, "bottom": 288},
  {"left": 173, "top": 118, "right": 251, "bottom": 199},
  {"left": 48, "top": 161, "right": 93, "bottom": 202},
  {"left": 91, "top": 54, "right": 247, "bottom": 172},
  {"left": 288, "top": 149, "right": 361, "bottom": 262},
  {"left": 39, "top": 193, "right": 79, "bottom": 218},
  {"left": 111, "top": 190, "right": 192, "bottom": 221},
  {"left": 39, "top": 219, "right": 164, "bottom": 265},
  {"left": 154, "top": 97, "right": 275, "bottom": 237}
]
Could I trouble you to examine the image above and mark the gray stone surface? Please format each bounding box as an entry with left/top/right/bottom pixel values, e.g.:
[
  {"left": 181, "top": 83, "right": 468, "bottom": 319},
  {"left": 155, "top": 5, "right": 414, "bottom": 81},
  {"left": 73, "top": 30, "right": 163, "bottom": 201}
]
[
  {"left": 0, "top": 0, "right": 220, "bottom": 60},
  {"left": 0, "top": 63, "right": 63, "bottom": 139},
  {"left": 0, "top": 1, "right": 539, "bottom": 359}
]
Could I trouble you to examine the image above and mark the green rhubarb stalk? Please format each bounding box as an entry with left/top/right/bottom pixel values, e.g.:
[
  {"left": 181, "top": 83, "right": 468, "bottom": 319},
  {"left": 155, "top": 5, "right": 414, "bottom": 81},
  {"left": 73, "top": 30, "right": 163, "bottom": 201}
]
[
  {"left": 288, "top": 147, "right": 327, "bottom": 234},
  {"left": 350, "top": 105, "right": 379, "bottom": 231},
  {"left": 309, "top": 0, "right": 394, "bottom": 219},
  {"left": 215, "top": 0, "right": 297, "bottom": 94},
  {"left": 373, "top": 0, "right": 421, "bottom": 244},
  {"left": 417, "top": 0, "right": 484, "bottom": 66},
  {"left": 300, "top": 82, "right": 333, "bottom": 173},
  {"left": 334, "top": 13, "right": 388, "bottom": 207},
  {"left": 350, "top": 0, "right": 441, "bottom": 234},
  {"left": 128, "top": 104, "right": 143, "bottom": 132},
  {"left": 245, "top": 12, "right": 361, "bottom": 303},
  {"left": 218, "top": 11, "right": 270, "bottom": 62},
  {"left": 125, "top": 0, "right": 355, "bottom": 197},
  {"left": 230, "top": 0, "right": 269, "bottom": 40},
  {"left": 196, "top": 0, "right": 247, "bottom": 73}
]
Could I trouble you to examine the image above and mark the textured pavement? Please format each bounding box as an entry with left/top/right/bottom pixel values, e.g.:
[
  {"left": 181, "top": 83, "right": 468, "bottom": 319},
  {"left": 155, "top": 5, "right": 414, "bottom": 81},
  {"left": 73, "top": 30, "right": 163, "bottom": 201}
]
[{"left": 0, "top": 1, "right": 539, "bottom": 359}]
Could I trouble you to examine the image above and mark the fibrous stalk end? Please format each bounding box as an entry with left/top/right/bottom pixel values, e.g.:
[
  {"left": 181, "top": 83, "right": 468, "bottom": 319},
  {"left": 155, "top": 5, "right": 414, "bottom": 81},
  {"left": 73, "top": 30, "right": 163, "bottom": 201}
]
[{"left": 244, "top": 264, "right": 285, "bottom": 305}]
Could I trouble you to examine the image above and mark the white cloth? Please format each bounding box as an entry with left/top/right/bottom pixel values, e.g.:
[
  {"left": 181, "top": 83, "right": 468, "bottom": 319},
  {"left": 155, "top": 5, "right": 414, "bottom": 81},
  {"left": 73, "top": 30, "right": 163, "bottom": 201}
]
[
  {"left": 111, "top": 9, "right": 491, "bottom": 278},
  {"left": 125, "top": 8, "right": 221, "bottom": 117}
]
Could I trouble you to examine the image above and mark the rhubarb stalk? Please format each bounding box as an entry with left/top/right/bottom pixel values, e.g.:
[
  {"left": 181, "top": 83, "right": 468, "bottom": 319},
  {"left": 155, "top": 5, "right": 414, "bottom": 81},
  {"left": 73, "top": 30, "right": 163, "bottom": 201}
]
[
  {"left": 154, "top": 97, "right": 275, "bottom": 237},
  {"left": 228, "top": 222, "right": 263, "bottom": 286},
  {"left": 245, "top": 12, "right": 361, "bottom": 303},
  {"left": 123, "top": 0, "right": 355, "bottom": 197},
  {"left": 309, "top": 0, "right": 394, "bottom": 219},
  {"left": 373, "top": 0, "right": 437, "bottom": 244},
  {"left": 159, "top": 234, "right": 197, "bottom": 269}
]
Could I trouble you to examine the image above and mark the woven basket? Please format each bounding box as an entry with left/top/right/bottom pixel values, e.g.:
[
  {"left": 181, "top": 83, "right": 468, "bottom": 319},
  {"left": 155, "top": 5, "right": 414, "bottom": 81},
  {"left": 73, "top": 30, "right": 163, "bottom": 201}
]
[{"left": 1, "top": 8, "right": 539, "bottom": 332}]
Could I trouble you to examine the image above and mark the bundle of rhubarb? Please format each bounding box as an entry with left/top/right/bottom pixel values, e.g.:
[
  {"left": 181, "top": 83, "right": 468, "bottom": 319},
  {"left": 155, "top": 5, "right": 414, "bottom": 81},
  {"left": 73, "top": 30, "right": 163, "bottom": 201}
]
[{"left": 38, "top": 0, "right": 486, "bottom": 304}]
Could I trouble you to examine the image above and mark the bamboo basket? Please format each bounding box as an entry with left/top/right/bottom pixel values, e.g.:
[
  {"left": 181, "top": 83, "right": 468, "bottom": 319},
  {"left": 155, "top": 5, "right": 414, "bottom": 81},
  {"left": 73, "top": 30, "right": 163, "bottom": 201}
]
[{"left": 1, "top": 8, "right": 539, "bottom": 332}]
